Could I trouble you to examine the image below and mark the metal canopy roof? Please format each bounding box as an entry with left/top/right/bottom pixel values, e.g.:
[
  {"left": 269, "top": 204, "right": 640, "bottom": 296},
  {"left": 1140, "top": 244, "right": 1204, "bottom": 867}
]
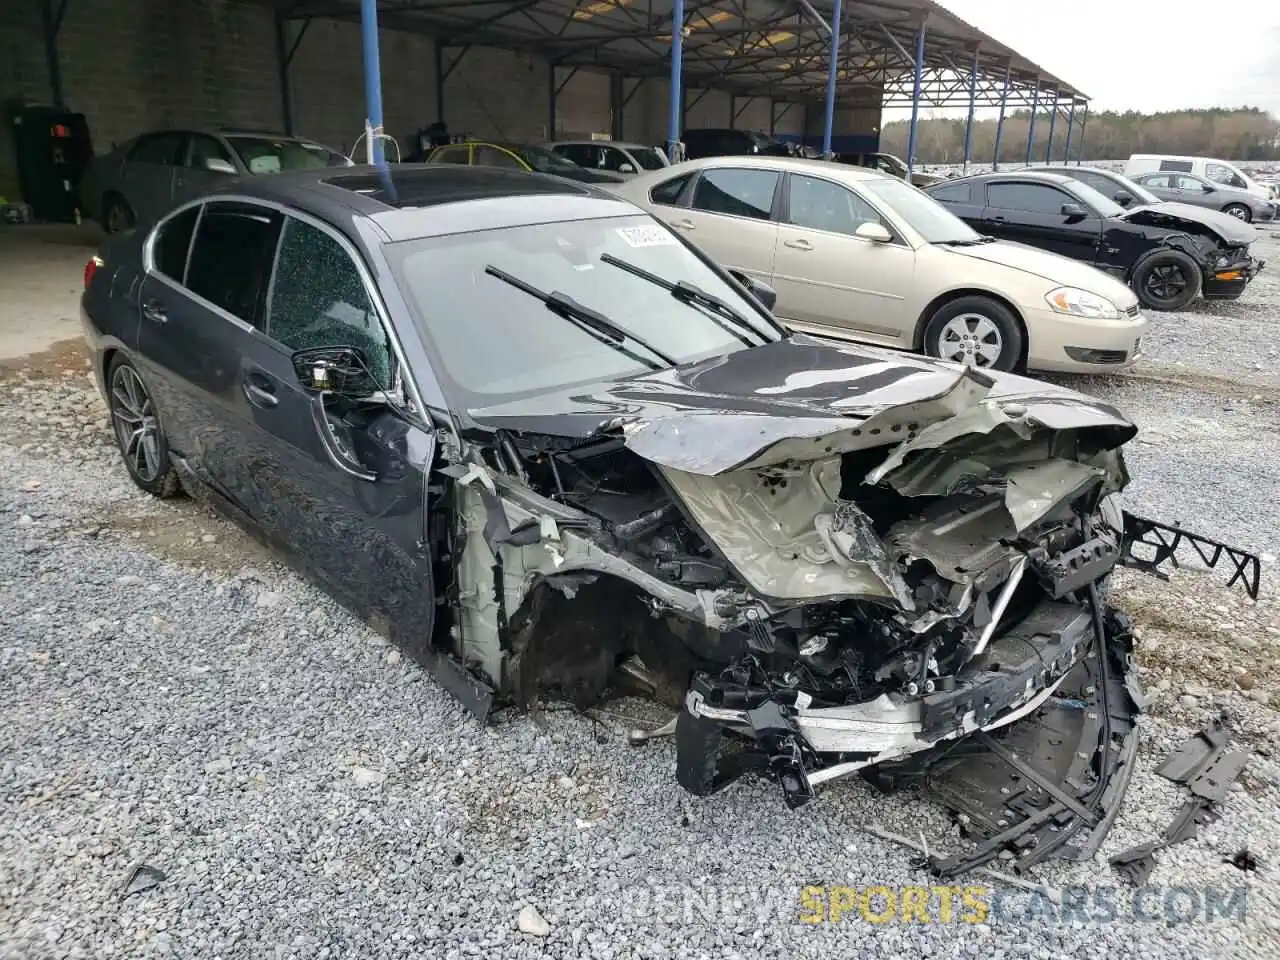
[{"left": 275, "top": 0, "right": 1087, "bottom": 109}]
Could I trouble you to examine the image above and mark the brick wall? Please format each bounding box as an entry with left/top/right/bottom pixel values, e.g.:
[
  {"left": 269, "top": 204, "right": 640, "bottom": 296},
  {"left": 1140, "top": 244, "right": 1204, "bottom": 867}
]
[{"left": 1, "top": 0, "right": 878, "bottom": 204}]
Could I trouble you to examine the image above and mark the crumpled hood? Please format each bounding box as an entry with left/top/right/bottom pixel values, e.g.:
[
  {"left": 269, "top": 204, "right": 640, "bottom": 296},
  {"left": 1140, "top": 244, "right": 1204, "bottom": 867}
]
[
  {"left": 941, "top": 240, "right": 1138, "bottom": 304},
  {"left": 469, "top": 336, "right": 1136, "bottom": 474},
  {"left": 1121, "top": 203, "right": 1255, "bottom": 245}
]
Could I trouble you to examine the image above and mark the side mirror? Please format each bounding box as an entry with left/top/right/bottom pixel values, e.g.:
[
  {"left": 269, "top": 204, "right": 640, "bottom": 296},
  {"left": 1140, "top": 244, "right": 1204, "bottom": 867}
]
[
  {"left": 855, "top": 221, "right": 893, "bottom": 243},
  {"left": 1060, "top": 202, "right": 1087, "bottom": 218},
  {"left": 729, "top": 269, "right": 777, "bottom": 311},
  {"left": 204, "top": 157, "right": 237, "bottom": 175},
  {"left": 1113, "top": 192, "right": 1133, "bottom": 207},
  {"left": 291, "top": 345, "right": 381, "bottom": 399},
  {"left": 618, "top": 162, "right": 636, "bottom": 174},
  {"left": 1203, "top": 184, "right": 1216, "bottom": 193}
]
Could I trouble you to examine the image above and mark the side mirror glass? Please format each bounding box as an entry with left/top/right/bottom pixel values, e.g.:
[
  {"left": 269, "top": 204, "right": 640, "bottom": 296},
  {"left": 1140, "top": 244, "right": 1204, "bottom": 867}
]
[
  {"left": 1060, "top": 202, "right": 1087, "bottom": 218},
  {"left": 1113, "top": 192, "right": 1133, "bottom": 207},
  {"left": 204, "top": 157, "right": 237, "bottom": 175},
  {"left": 854, "top": 221, "right": 893, "bottom": 243},
  {"left": 729, "top": 269, "right": 777, "bottom": 311},
  {"left": 291, "top": 345, "right": 381, "bottom": 399}
]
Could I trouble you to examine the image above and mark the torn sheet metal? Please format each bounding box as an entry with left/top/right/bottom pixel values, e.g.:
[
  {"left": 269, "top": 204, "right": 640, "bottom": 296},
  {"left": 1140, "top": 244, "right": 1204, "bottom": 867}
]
[
  {"left": 658, "top": 459, "right": 913, "bottom": 603},
  {"left": 1003, "top": 459, "right": 1107, "bottom": 533},
  {"left": 620, "top": 365, "right": 996, "bottom": 476}
]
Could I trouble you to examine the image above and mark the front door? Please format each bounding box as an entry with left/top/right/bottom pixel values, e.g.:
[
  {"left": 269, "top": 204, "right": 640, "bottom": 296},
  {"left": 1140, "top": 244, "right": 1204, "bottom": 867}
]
[
  {"left": 770, "top": 172, "right": 916, "bottom": 344},
  {"left": 983, "top": 181, "right": 1100, "bottom": 263},
  {"left": 173, "top": 133, "right": 239, "bottom": 205},
  {"left": 656, "top": 165, "right": 781, "bottom": 282},
  {"left": 243, "top": 213, "right": 437, "bottom": 646}
]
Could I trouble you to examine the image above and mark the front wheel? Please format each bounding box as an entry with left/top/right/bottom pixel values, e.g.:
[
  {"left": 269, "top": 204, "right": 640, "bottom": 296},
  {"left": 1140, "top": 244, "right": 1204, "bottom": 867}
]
[
  {"left": 103, "top": 194, "right": 135, "bottom": 234},
  {"left": 1222, "top": 203, "right": 1252, "bottom": 223},
  {"left": 1132, "top": 250, "right": 1202, "bottom": 311},
  {"left": 922, "top": 296, "right": 1024, "bottom": 372},
  {"left": 106, "top": 355, "right": 182, "bottom": 498}
]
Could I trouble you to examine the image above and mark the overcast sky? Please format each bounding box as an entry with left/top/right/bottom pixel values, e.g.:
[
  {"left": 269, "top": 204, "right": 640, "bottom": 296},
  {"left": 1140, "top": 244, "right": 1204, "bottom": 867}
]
[{"left": 934, "top": 0, "right": 1280, "bottom": 116}]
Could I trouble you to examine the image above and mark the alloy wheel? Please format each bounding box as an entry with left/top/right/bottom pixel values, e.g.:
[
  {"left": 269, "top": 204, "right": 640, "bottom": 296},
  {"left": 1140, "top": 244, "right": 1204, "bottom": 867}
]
[
  {"left": 1143, "top": 263, "right": 1189, "bottom": 305},
  {"left": 110, "top": 365, "right": 162, "bottom": 483},
  {"left": 936, "top": 313, "right": 1004, "bottom": 367},
  {"left": 1227, "top": 206, "right": 1249, "bottom": 220}
]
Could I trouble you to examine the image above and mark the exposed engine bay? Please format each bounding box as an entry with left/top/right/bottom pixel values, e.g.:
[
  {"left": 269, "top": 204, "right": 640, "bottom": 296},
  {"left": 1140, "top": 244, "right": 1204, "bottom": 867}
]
[{"left": 429, "top": 362, "right": 1260, "bottom": 875}]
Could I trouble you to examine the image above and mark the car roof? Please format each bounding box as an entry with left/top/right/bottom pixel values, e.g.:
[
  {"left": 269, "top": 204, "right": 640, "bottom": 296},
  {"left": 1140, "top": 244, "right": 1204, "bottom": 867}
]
[
  {"left": 947, "top": 170, "right": 1076, "bottom": 186},
  {"left": 660, "top": 154, "right": 893, "bottom": 182},
  {"left": 553, "top": 140, "right": 655, "bottom": 150},
  {"left": 1027, "top": 165, "right": 1116, "bottom": 178},
  {"left": 204, "top": 163, "right": 638, "bottom": 242}
]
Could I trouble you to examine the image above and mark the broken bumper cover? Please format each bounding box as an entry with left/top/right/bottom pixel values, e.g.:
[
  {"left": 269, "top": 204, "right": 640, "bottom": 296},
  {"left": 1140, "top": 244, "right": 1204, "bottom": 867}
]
[
  {"left": 1202, "top": 254, "right": 1265, "bottom": 299},
  {"left": 679, "top": 597, "right": 1116, "bottom": 805}
]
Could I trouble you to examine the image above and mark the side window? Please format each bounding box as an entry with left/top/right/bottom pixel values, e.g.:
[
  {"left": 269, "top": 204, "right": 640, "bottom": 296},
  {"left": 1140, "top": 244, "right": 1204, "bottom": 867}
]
[
  {"left": 1206, "top": 163, "right": 1246, "bottom": 188},
  {"left": 128, "top": 133, "right": 185, "bottom": 165},
  {"left": 151, "top": 206, "right": 200, "bottom": 282},
  {"left": 556, "top": 144, "right": 589, "bottom": 167},
  {"left": 691, "top": 168, "right": 778, "bottom": 220},
  {"left": 929, "top": 181, "right": 971, "bottom": 203},
  {"left": 431, "top": 146, "right": 470, "bottom": 165},
  {"left": 474, "top": 145, "right": 525, "bottom": 170},
  {"left": 786, "top": 175, "right": 881, "bottom": 235},
  {"left": 1158, "top": 160, "right": 1194, "bottom": 173},
  {"left": 1142, "top": 174, "right": 1173, "bottom": 189},
  {"left": 267, "top": 218, "right": 392, "bottom": 388},
  {"left": 986, "top": 182, "right": 1072, "bottom": 214},
  {"left": 600, "top": 147, "right": 630, "bottom": 171},
  {"left": 184, "top": 202, "right": 283, "bottom": 328},
  {"left": 650, "top": 173, "right": 692, "bottom": 206},
  {"left": 188, "top": 134, "right": 235, "bottom": 172},
  {"left": 1176, "top": 175, "right": 1207, "bottom": 191}
]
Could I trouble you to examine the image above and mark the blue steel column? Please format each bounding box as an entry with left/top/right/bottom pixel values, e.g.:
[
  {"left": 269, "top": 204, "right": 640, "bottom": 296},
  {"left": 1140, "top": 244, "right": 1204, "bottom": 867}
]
[
  {"left": 992, "top": 62, "right": 1010, "bottom": 169},
  {"left": 905, "top": 19, "right": 927, "bottom": 180},
  {"left": 821, "top": 0, "right": 844, "bottom": 156},
  {"left": 1025, "top": 83, "right": 1038, "bottom": 166},
  {"left": 360, "top": 0, "right": 385, "bottom": 164},
  {"left": 667, "top": 0, "right": 686, "bottom": 162},
  {"left": 1044, "top": 90, "right": 1057, "bottom": 163},
  {"left": 961, "top": 46, "right": 978, "bottom": 174},
  {"left": 1063, "top": 98, "right": 1077, "bottom": 166}
]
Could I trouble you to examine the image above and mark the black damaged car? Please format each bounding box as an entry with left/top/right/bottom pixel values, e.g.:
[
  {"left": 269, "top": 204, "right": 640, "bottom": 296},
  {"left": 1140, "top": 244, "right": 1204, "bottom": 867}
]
[
  {"left": 80, "top": 164, "right": 1261, "bottom": 875},
  {"left": 926, "top": 170, "right": 1264, "bottom": 311}
]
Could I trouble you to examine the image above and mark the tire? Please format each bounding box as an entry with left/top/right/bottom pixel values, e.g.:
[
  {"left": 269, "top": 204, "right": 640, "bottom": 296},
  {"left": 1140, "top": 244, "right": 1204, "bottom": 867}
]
[
  {"left": 921, "top": 295, "right": 1024, "bottom": 372},
  {"left": 1221, "top": 203, "right": 1252, "bottom": 223},
  {"left": 1132, "top": 250, "right": 1202, "bottom": 311},
  {"left": 102, "top": 193, "right": 135, "bottom": 234},
  {"left": 106, "top": 355, "right": 182, "bottom": 498}
]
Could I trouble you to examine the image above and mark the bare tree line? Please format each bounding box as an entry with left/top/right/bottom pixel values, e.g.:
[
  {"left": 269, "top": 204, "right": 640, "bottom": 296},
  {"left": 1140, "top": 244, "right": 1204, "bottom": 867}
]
[{"left": 878, "top": 107, "right": 1280, "bottom": 164}]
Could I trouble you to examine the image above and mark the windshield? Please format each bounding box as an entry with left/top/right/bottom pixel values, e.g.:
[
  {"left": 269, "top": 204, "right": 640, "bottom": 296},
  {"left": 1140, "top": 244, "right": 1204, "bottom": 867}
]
[
  {"left": 632, "top": 147, "right": 668, "bottom": 171},
  {"left": 862, "top": 177, "right": 981, "bottom": 244},
  {"left": 1065, "top": 179, "right": 1126, "bottom": 218},
  {"left": 225, "top": 136, "right": 348, "bottom": 174},
  {"left": 873, "top": 154, "right": 907, "bottom": 177},
  {"left": 386, "top": 215, "right": 779, "bottom": 409},
  {"left": 510, "top": 144, "right": 581, "bottom": 173},
  {"left": 1114, "top": 175, "right": 1162, "bottom": 206}
]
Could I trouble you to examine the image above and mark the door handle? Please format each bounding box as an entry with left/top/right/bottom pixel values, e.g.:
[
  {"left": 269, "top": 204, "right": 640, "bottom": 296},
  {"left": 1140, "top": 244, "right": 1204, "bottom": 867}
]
[
  {"left": 142, "top": 299, "right": 167, "bottom": 324},
  {"left": 241, "top": 370, "right": 279, "bottom": 409},
  {"left": 783, "top": 238, "right": 814, "bottom": 251},
  {"left": 671, "top": 218, "right": 696, "bottom": 231},
  {"left": 988, "top": 215, "right": 1007, "bottom": 222}
]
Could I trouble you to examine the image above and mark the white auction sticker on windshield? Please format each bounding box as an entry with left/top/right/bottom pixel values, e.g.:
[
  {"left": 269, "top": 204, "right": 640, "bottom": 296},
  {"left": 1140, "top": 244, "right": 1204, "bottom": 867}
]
[{"left": 616, "top": 225, "right": 677, "bottom": 248}]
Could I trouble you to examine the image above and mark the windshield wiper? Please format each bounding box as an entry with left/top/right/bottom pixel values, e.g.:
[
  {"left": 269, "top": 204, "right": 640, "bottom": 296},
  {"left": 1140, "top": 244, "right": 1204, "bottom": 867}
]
[
  {"left": 936, "top": 237, "right": 995, "bottom": 246},
  {"left": 483, "top": 265, "right": 676, "bottom": 370},
  {"left": 599, "top": 253, "right": 769, "bottom": 346}
]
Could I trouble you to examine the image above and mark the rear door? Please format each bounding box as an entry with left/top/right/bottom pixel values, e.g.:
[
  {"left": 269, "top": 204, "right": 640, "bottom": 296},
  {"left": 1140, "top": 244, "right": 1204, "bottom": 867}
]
[
  {"left": 654, "top": 165, "right": 780, "bottom": 281},
  {"left": 1136, "top": 173, "right": 1178, "bottom": 202},
  {"left": 982, "top": 180, "right": 1101, "bottom": 262},
  {"left": 134, "top": 200, "right": 283, "bottom": 510},
  {"left": 121, "top": 132, "right": 185, "bottom": 223},
  {"left": 771, "top": 172, "right": 916, "bottom": 343}
]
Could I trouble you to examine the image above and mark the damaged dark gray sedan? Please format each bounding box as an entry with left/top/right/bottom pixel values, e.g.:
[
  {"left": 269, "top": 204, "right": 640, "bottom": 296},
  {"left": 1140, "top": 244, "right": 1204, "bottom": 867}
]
[{"left": 80, "top": 165, "right": 1261, "bottom": 875}]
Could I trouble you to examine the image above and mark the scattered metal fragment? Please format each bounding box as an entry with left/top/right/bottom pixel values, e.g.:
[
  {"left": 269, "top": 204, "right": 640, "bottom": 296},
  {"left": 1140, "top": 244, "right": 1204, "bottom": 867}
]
[
  {"left": 627, "top": 715, "right": 678, "bottom": 745},
  {"left": 119, "top": 862, "right": 166, "bottom": 899},
  {"left": 1108, "top": 719, "right": 1249, "bottom": 884}
]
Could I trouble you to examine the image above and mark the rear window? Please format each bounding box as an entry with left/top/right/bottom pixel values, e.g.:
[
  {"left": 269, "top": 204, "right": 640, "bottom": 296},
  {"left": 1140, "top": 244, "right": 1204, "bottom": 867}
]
[
  {"left": 929, "top": 181, "right": 971, "bottom": 203},
  {"left": 1158, "top": 160, "right": 1194, "bottom": 173}
]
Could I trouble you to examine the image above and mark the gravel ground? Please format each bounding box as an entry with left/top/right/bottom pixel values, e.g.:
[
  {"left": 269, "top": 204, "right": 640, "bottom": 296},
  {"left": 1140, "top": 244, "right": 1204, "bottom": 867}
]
[{"left": 3, "top": 231, "right": 1280, "bottom": 959}]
